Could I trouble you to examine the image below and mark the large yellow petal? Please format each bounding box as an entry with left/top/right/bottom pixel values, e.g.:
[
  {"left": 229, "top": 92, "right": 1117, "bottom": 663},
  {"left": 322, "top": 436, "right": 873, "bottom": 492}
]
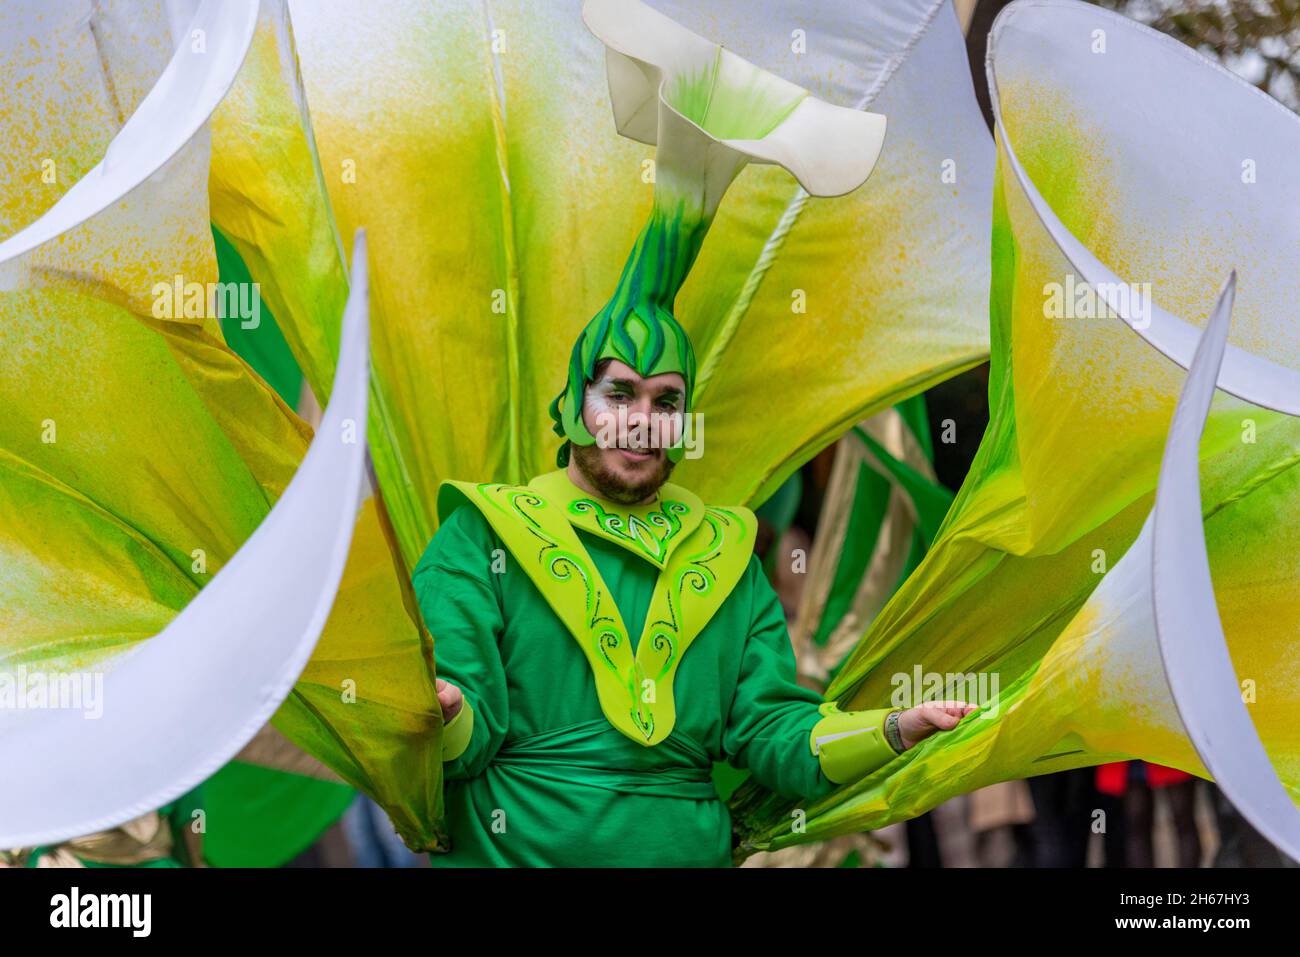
[
  {"left": 286, "top": 0, "right": 991, "bottom": 568},
  {"left": 1, "top": 0, "right": 444, "bottom": 848}
]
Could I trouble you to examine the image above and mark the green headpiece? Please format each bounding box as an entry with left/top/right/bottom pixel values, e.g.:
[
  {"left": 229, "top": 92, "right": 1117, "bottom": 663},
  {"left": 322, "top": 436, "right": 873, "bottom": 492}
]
[{"left": 548, "top": 198, "right": 705, "bottom": 467}]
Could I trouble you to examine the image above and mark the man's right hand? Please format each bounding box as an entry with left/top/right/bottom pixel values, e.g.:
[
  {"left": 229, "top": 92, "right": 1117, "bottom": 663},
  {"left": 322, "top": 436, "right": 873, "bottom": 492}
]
[{"left": 436, "top": 678, "right": 464, "bottom": 722}]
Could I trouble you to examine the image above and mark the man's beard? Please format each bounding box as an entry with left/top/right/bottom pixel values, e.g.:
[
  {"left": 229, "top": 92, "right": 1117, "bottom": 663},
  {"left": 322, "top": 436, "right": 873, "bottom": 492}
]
[{"left": 571, "top": 440, "right": 676, "bottom": 505}]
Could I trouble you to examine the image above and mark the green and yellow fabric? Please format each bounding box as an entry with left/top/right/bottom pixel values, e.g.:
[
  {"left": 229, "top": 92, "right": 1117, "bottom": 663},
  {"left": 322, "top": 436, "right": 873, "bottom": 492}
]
[
  {"left": 2, "top": 0, "right": 993, "bottom": 855},
  {"left": 1, "top": 178, "right": 353, "bottom": 869},
  {"left": 198, "top": 233, "right": 356, "bottom": 869},
  {"left": 729, "top": 2, "right": 1300, "bottom": 855},
  {"left": 0, "top": 0, "right": 443, "bottom": 852},
  {"left": 283, "top": 0, "right": 991, "bottom": 567},
  {"left": 416, "top": 467, "right": 901, "bottom": 865}
]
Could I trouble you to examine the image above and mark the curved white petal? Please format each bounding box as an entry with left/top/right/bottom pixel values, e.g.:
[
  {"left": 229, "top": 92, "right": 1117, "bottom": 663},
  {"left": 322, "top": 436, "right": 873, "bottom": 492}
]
[
  {"left": 1151, "top": 273, "right": 1300, "bottom": 860},
  {"left": 723, "top": 97, "right": 887, "bottom": 199},
  {"left": 582, "top": 0, "right": 885, "bottom": 197},
  {"left": 0, "top": 0, "right": 257, "bottom": 275},
  {"left": 0, "top": 230, "right": 370, "bottom": 849},
  {"left": 987, "top": 0, "right": 1300, "bottom": 416}
]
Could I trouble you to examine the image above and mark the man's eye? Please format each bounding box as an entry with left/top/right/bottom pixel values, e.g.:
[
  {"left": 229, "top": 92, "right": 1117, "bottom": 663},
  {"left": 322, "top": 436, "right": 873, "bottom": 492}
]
[
  {"left": 610, "top": 392, "right": 630, "bottom": 401},
  {"left": 656, "top": 399, "right": 679, "bottom": 411}
]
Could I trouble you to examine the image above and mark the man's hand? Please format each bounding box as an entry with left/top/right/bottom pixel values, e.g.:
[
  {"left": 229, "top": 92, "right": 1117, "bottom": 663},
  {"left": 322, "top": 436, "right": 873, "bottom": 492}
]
[
  {"left": 437, "top": 678, "right": 464, "bottom": 723},
  {"left": 897, "top": 700, "right": 975, "bottom": 750}
]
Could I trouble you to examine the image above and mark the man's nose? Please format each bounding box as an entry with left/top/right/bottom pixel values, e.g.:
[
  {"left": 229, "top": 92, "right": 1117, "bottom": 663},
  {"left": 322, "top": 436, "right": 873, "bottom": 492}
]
[{"left": 626, "top": 396, "right": 653, "bottom": 422}]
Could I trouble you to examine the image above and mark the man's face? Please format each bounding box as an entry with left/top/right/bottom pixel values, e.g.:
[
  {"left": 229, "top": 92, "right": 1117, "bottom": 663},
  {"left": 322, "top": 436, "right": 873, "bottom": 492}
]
[{"left": 570, "top": 358, "right": 685, "bottom": 505}]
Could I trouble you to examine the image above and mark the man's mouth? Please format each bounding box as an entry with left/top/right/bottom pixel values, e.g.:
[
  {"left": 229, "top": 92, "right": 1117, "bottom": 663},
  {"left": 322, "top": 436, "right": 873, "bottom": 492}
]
[{"left": 618, "top": 447, "right": 656, "bottom": 464}]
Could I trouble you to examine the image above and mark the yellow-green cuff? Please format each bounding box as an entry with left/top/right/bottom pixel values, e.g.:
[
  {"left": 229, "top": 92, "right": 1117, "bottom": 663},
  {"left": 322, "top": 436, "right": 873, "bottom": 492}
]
[
  {"left": 442, "top": 698, "right": 475, "bottom": 762},
  {"left": 808, "top": 703, "right": 900, "bottom": 784}
]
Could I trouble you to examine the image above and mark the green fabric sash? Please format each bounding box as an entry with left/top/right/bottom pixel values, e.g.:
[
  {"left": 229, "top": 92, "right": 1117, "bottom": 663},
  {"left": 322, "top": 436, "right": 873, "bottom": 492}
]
[{"left": 490, "top": 718, "right": 718, "bottom": 800}]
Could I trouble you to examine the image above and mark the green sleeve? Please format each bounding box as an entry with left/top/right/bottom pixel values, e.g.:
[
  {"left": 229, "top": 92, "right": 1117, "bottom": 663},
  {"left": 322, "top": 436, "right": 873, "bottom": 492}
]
[
  {"left": 721, "top": 556, "right": 834, "bottom": 800},
  {"left": 722, "top": 557, "right": 903, "bottom": 801},
  {"left": 412, "top": 506, "right": 510, "bottom": 781}
]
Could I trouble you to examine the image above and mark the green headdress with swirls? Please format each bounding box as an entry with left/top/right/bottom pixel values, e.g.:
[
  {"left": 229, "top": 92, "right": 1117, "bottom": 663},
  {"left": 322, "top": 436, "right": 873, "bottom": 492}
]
[{"left": 548, "top": 198, "right": 706, "bottom": 466}]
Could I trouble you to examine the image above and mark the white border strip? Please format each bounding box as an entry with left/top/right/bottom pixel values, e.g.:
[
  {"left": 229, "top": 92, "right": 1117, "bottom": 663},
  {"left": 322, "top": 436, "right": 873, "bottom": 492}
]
[{"left": 1151, "top": 272, "right": 1300, "bottom": 861}]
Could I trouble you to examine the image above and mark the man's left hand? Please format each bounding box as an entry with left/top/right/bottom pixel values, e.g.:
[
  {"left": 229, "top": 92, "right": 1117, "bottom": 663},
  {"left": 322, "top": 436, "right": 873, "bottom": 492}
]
[{"left": 897, "top": 701, "right": 976, "bottom": 750}]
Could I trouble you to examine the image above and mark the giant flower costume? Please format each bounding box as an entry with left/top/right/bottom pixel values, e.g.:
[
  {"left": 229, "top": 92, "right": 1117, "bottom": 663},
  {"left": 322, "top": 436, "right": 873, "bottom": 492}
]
[{"left": 0, "top": 0, "right": 1296, "bottom": 864}]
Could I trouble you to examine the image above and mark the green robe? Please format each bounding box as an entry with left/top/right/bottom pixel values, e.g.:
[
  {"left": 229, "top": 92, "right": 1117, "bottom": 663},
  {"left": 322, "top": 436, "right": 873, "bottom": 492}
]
[{"left": 412, "top": 475, "right": 874, "bottom": 867}]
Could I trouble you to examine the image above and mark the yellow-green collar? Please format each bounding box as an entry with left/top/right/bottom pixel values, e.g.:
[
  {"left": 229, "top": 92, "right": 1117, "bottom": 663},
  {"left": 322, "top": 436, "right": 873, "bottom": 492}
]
[{"left": 528, "top": 468, "right": 704, "bottom": 570}]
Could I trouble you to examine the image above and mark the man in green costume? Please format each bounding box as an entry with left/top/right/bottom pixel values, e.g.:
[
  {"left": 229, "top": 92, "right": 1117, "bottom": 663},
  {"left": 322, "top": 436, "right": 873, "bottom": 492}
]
[
  {"left": 412, "top": 0, "right": 972, "bottom": 867},
  {"left": 413, "top": 287, "right": 973, "bottom": 868}
]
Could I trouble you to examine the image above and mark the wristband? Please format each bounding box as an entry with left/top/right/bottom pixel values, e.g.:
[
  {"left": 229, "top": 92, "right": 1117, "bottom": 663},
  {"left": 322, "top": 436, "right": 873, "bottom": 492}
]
[
  {"left": 808, "top": 702, "right": 900, "bottom": 784},
  {"left": 884, "top": 709, "right": 906, "bottom": 754},
  {"left": 441, "top": 698, "right": 475, "bottom": 762}
]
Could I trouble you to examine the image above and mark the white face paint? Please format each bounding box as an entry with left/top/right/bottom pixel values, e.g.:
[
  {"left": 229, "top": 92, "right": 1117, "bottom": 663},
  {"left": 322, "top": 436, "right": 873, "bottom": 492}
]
[{"left": 583, "top": 375, "right": 624, "bottom": 448}]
